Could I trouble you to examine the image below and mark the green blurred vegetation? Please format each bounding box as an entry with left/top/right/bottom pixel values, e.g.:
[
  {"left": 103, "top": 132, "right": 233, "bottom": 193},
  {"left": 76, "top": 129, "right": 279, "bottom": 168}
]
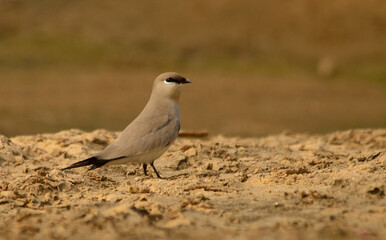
[
  {"left": 0, "top": 0, "right": 385, "bottom": 136},
  {"left": 1, "top": 0, "right": 385, "bottom": 81}
]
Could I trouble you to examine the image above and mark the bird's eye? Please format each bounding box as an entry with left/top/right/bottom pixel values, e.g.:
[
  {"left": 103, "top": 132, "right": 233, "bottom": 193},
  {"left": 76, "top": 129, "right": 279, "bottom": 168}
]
[{"left": 164, "top": 77, "right": 174, "bottom": 84}]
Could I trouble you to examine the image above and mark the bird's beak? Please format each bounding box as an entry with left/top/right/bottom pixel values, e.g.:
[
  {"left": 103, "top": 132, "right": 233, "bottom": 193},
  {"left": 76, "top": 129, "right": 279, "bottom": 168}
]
[{"left": 182, "top": 78, "right": 191, "bottom": 84}]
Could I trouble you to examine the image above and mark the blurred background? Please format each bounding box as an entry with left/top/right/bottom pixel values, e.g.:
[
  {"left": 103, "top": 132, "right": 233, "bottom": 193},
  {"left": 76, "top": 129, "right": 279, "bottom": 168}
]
[{"left": 0, "top": 0, "right": 385, "bottom": 137}]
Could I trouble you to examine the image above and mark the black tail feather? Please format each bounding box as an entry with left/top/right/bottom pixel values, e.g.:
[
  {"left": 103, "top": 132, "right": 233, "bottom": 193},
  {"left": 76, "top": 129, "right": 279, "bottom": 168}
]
[{"left": 61, "top": 157, "right": 109, "bottom": 171}]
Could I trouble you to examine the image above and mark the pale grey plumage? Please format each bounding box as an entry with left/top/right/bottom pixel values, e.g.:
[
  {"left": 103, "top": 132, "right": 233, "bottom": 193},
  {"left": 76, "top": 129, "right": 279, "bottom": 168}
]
[
  {"left": 62, "top": 72, "right": 191, "bottom": 178},
  {"left": 97, "top": 113, "right": 179, "bottom": 161}
]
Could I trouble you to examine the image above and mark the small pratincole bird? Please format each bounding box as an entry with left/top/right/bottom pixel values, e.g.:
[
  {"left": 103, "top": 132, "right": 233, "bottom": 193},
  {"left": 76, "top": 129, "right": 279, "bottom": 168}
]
[{"left": 62, "top": 72, "right": 191, "bottom": 178}]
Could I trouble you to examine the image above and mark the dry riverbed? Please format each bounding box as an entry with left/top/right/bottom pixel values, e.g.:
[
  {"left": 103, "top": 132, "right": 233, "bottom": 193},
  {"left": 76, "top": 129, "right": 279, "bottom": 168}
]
[{"left": 0, "top": 129, "right": 385, "bottom": 240}]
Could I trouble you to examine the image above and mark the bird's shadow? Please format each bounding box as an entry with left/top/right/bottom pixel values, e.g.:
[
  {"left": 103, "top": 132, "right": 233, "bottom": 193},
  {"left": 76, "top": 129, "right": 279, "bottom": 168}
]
[{"left": 162, "top": 172, "right": 190, "bottom": 180}]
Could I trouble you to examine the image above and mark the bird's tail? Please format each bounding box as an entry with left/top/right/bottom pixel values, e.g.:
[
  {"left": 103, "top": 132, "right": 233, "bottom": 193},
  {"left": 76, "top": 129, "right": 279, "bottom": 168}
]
[{"left": 61, "top": 157, "right": 109, "bottom": 171}]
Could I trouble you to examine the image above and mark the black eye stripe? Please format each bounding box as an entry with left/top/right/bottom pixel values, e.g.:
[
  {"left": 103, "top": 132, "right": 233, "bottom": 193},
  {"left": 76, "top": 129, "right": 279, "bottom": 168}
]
[
  {"left": 164, "top": 77, "right": 190, "bottom": 84},
  {"left": 165, "top": 77, "right": 180, "bottom": 83}
]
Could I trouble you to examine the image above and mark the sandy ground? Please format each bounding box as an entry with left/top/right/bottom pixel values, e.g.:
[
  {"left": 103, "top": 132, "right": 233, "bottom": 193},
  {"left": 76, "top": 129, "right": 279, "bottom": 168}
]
[{"left": 0, "top": 129, "right": 385, "bottom": 240}]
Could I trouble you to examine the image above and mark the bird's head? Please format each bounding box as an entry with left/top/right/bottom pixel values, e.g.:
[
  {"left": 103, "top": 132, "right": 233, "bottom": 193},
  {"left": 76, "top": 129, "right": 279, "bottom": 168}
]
[{"left": 152, "top": 72, "right": 191, "bottom": 101}]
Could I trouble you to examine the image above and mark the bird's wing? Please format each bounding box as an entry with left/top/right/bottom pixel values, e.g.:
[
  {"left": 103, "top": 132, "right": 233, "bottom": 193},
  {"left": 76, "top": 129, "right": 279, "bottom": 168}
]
[{"left": 96, "top": 114, "right": 180, "bottom": 160}]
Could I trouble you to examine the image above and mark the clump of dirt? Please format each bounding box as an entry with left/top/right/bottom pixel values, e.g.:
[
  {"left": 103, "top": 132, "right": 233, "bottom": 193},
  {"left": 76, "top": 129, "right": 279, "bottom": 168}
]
[{"left": 0, "top": 129, "right": 385, "bottom": 240}]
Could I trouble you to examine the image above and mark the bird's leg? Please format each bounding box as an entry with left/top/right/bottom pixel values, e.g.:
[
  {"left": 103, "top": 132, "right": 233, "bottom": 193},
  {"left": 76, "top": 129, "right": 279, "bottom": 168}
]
[
  {"left": 150, "top": 162, "right": 163, "bottom": 179},
  {"left": 142, "top": 163, "right": 148, "bottom": 176}
]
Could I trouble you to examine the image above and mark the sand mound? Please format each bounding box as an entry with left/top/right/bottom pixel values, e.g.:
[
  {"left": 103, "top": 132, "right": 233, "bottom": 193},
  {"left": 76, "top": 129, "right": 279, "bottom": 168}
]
[{"left": 0, "top": 129, "right": 385, "bottom": 240}]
